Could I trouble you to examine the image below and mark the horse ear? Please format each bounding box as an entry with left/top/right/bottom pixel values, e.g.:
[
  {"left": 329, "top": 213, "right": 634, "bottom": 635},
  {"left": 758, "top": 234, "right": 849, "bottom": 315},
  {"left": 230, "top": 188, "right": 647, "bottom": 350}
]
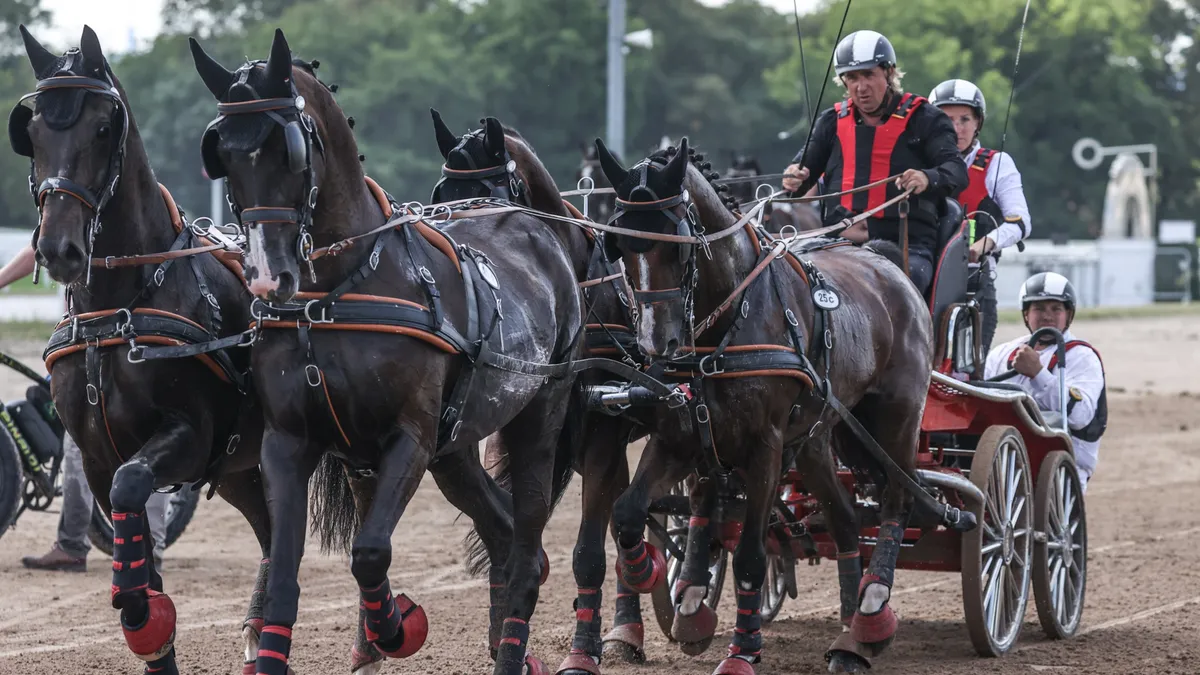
[
  {"left": 79, "top": 25, "right": 106, "bottom": 76},
  {"left": 594, "top": 138, "right": 629, "bottom": 187},
  {"left": 430, "top": 108, "right": 458, "bottom": 159},
  {"left": 189, "top": 37, "right": 234, "bottom": 100},
  {"left": 20, "top": 25, "right": 57, "bottom": 78},
  {"left": 483, "top": 117, "right": 505, "bottom": 159},
  {"left": 663, "top": 137, "right": 689, "bottom": 188},
  {"left": 264, "top": 28, "right": 293, "bottom": 89}
]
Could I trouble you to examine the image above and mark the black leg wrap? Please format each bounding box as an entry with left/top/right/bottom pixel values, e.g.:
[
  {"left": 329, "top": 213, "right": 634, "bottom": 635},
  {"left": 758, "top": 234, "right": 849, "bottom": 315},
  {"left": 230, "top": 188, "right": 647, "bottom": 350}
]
[
  {"left": 360, "top": 578, "right": 402, "bottom": 648},
  {"left": 570, "top": 587, "right": 603, "bottom": 657},
  {"left": 489, "top": 565, "right": 507, "bottom": 656},
  {"left": 680, "top": 517, "right": 713, "bottom": 587},
  {"left": 865, "top": 521, "right": 904, "bottom": 588},
  {"left": 612, "top": 577, "right": 642, "bottom": 627},
  {"left": 837, "top": 554, "right": 863, "bottom": 624},
  {"left": 245, "top": 558, "right": 270, "bottom": 625},
  {"left": 143, "top": 649, "right": 179, "bottom": 675},
  {"left": 256, "top": 625, "right": 293, "bottom": 675},
  {"left": 729, "top": 587, "right": 763, "bottom": 662},
  {"left": 620, "top": 540, "right": 654, "bottom": 588},
  {"left": 112, "top": 510, "right": 150, "bottom": 607},
  {"left": 494, "top": 618, "right": 529, "bottom": 672}
]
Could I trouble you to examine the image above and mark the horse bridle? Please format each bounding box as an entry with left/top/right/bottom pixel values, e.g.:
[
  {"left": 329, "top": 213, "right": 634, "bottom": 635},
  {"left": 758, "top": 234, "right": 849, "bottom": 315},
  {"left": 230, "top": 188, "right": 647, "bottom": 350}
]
[
  {"left": 203, "top": 61, "right": 324, "bottom": 280},
  {"left": 8, "top": 52, "right": 130, "bottom": 286},
  {"left": 605, "top": 157, "right": 706, "bottom": 348},
  {"left": 429, "top": 129, "right": 527, "bottom": 205}
]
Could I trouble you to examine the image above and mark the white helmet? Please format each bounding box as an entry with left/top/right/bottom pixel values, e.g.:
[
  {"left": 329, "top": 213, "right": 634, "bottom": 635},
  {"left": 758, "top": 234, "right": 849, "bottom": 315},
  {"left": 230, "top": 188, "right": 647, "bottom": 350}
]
[{"left": 929, "top": 79, "right": 987, "bottom": 126}]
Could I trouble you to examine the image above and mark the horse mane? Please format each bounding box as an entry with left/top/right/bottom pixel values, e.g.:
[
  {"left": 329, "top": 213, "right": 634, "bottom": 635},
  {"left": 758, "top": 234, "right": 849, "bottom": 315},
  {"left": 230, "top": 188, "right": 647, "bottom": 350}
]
[
  {"left": 649, "top": 143, "right": 741, "bottom": 216},
  {"left": 503, "top": 128, "right": 570, "bottom": 218},
  {"left": 285, "top": 58, "right": 366, "bottom": 199}
]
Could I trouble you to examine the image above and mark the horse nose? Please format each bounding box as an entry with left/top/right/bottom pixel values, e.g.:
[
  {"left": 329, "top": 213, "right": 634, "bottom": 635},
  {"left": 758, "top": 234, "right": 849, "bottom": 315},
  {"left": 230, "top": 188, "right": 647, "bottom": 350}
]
[
  {"left": 664, "top": 337, "right": 680, "bottom": 359},
  {"left": 248, "top": 270, "right": 280, "bottom": 298},
  {"left": 37, "top": 236, "right": 87, "bottom": 283},
  {"left": 270, "top": 269, "right": 297, "bottom": 303}
]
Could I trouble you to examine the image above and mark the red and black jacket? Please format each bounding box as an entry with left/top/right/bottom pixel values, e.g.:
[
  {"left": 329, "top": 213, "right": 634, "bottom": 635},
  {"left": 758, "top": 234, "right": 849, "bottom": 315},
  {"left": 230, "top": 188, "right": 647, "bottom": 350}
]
[
  {"left": 790, "top": 92, "right": 967, "bottom": 252},
  {"left": 955, "top": 147, "right": 1004, "bottom": 237}
]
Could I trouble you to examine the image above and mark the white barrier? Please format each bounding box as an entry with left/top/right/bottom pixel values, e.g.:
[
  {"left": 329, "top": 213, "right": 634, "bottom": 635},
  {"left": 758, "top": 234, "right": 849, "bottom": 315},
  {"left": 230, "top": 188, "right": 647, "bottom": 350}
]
[{"left": 994, "top": 238, "right": 1156, "bottom": 309}]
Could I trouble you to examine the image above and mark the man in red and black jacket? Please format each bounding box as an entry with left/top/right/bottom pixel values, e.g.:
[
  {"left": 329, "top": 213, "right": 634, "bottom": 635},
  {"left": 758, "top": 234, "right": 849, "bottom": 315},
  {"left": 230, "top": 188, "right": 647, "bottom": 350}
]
[{"left": 782, "top": 30, "right": 967, "bottom": 295}]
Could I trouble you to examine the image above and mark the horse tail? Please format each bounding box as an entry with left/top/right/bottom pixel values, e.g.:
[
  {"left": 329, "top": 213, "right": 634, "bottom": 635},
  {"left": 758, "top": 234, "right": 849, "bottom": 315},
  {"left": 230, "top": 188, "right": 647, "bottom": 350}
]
[
  {"left": 863, "top": 238, "right": 905, "bottom": 269},
  {"left": 461, "top": 381, "right": 584, "bottom": 579},
  {"left": 308, "top": 453, "right": 361, "bottom": 555}
]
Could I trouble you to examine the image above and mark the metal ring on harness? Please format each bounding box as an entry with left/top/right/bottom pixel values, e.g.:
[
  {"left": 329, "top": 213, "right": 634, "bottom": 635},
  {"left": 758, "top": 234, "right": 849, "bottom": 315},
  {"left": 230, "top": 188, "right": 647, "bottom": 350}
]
[
  {"left": 303, "top": 298, "right": 333, "bottom": 324},
  {"left": 86, "top": 383, "right": 99, "bottom": 406},
  {"left": 308, "top": 186, "right": 319, "bottom": 209},
  {"left": 126, "top": 341, "right": 145, "bottom": 364},
  {"left": 695, "top": 402, "right": 711, "bottom": 424},
  {"left": 699, "top": 354, "right": 724, "bottom": 377},
  {"left": 225, "top": 433, "right": 241, "bottom": 455},
  {"left": 576, "top": 175, "right": 595, "bottom": 219},
  {"left": 428, "top": 203, "right": 453, "bottom": 225},
  {"left": 778, "top": 224, "right": 798, "bottom": 241},
  {"left": 305, "top": 363, "right": 322, "bottom": 387},
  {"left": 755, "top": 182, "right": 775, "bottom": 203}
]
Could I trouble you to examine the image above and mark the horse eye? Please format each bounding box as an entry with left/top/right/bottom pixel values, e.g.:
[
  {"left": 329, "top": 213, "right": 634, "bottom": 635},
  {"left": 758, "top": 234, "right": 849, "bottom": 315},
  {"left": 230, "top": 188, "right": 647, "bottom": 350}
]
[{"left": 97, "top": 125, "right": 111, "bottom": 139}]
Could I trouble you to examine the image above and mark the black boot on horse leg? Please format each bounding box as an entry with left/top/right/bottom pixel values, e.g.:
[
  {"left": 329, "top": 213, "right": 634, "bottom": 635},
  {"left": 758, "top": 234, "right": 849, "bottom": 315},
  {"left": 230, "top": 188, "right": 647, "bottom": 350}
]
[
  {"left": 110, "top": 462, "right": 178, "bottom": 675},
  {"left": 671, "top": 477, "right": 719, "bottom": 656}
]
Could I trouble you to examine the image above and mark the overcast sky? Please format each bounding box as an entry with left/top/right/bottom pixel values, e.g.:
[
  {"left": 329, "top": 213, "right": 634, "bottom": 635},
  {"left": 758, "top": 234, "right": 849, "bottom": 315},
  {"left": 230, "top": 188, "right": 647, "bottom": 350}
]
[{"left": 39, "top": 0, "right": 822, "bottom": 53}]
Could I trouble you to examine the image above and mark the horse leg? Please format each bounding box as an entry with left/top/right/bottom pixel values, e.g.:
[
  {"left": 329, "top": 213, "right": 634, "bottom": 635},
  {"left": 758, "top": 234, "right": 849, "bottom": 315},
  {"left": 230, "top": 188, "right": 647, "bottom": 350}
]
[
  {"left": 212, "top": 467, "right": 274, "bottom": 675},
  {"left": 611, "top": 437, "right": 688, "bottom": 598},
  {"left": 794, "top": 429, "right": 871, "bottom": 673},
  {"left": 555, "top": 415, "right": 635, "bottom": 674},
  {"left": 253, "top": 429, "right": 322, "bottom": 675},
  {"left": 345, "top": 473, "right": 386, "bottom": 675},
  {"left": 108, "top": 421, "right": 207, "bottom": 675},
  {"left": 491, "top": 390, "right": 576, "bottom": 675},
  {"left": 712, "top": 439, "right": 782, "bottom": 675},
  {"left": 428, "top": 444, "right": 516, "bottom": 659},
  {"left": 350, "top": 429, "right": 432, "bottom": 668},
  {"left": 843, "top": 393, "right": 920, "bottom": 666},
  {"left": 670, "top": 475, "right": 719, "bottom": 655}
]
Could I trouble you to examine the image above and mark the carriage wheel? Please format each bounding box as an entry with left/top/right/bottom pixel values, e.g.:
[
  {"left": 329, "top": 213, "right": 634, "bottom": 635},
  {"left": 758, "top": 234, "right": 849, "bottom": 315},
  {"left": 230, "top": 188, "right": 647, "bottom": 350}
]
[
  {"left": 1032, "top": 450, "right": 1087, "bottom": 640},
  {"left": 759, "top": 554, "right": 789, "bottom": 624},
  {"left": 648, "top": 477, "right": 728, "bottom": 640},
  {"left": 961, "top": 425, "right": 1033, "bottom": 657}
]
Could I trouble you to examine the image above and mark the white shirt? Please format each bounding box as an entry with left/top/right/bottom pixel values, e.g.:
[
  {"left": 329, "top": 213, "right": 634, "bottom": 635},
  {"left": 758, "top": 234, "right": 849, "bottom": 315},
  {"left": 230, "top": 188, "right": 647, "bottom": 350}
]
[
  {"left": 983, "top": 329, "right": 1105, "bottom": 490},
  {"left": 961, "top": 141, "right": 1032, "bottom": 253}
]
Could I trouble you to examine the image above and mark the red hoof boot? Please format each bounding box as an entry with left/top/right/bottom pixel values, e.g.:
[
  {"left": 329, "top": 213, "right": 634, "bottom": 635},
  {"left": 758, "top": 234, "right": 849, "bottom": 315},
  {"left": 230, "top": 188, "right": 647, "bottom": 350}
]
[
  {"left": 538, "top": 548, "right": 551, "bottom": 586},
  {"left": 372, "top": 594, "right": 428, "bottom": 659},
  {"left": 123, "top": 590, "right": 177, "bottom": 662},
  {"left": 619, "top": 542, "right": 666, "bottom": 593},
  {"left": 713, "top": 656, "right": 757, "bottom": 675},
  {"left": 601, "top": 623, "right": 645, "bottom": 663},
  {"left": 672, "top": 598, "right": 718, "bottom": 648},
  {"left": 850, "top": 604, "right": 898, "bottom": 647},
  {"left": 525, "top": 653, "right": 551, "bottom": 675},
  {"left": 555, "top": 651, "right": 601, "bottom": 675}
]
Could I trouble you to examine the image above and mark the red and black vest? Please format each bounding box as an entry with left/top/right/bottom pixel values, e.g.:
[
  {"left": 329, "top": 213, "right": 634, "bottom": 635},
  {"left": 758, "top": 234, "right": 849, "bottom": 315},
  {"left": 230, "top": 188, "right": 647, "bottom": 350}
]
[
  {"left": 955, "top": 147, "right": 1004, "bottom": 237},
  {"left": 1006, "top": 339, "right": 1108, "bottom": 442},
  {"left": 825, "top": 93, "right": 939, "bottom": 249}
]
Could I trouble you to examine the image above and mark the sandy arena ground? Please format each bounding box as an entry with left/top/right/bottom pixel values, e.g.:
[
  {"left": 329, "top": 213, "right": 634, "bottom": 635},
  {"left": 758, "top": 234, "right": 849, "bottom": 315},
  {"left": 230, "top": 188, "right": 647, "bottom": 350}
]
[{"left": 0, "top": 313, "right": 1197, "bottom": 674}]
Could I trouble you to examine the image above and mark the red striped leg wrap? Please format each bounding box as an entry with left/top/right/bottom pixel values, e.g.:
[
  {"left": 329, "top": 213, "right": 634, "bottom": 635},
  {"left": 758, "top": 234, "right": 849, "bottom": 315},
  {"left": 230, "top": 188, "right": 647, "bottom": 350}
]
[
  {"left": 111, "top": 510, "right": 149, "bottom": 605},
  {"left": 360, "top": 579, "right": 427, "bottom": 658},
  {"left": 618, "top": 540, "right": 665, "bottom": 593},
  {"left": 569, "top": 586, "right": 603, "bottom": 659},
  {"left": 726, "top": 587, "right": 762, "bottom": 663},
  {"left": 253, "top": 624, "right": 292, "bottom": 675}
]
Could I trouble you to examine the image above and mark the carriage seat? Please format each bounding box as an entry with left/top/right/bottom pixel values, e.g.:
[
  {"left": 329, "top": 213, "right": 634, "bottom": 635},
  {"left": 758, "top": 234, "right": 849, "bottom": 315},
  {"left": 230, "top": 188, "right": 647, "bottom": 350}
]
[{"left": 927, "top": 198, "right": 969, "bottom": 323}]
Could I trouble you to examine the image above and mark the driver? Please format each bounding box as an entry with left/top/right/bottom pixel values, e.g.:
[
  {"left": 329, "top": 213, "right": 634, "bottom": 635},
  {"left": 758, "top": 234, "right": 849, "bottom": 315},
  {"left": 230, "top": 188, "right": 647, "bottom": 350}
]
[{"left": 983, "top": 272, "right": 1107, "bottom": 491}]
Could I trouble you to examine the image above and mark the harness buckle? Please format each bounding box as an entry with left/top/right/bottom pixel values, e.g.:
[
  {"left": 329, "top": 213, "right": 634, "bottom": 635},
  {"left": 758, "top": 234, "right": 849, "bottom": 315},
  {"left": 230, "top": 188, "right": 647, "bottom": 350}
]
[
  {"left": 153, "top": 267, "right": 166, "bottom": 287},
  {"left": 451, "top": 421, "right": 463, "bottom": 442},
  {"left": 824, "top": 329, "right": 833, "bottom": 350},
  {"left": 369, "top": 249, "right": 380, "bottom": 270},
  {"left": 695, "top": 403, "right": 711, "bottom": 425},
  {"left": 86, "top": 383, "right": 99, "bottom": 406},
  {"left": 303, "top": 299, "right": 333, "bottom": 324},
  {"left": 69, "top": 316, "right": 80, "bottom": 344},
  {"left": 419, "top": 266, "right": 436, "bottom": 285},
  {"left": 305, "top": 364, "right": 322, "bottom": 387},
  {"left": 699, "top": 354, "right": 724, "bottom": 377},
  {"left": 225, "top": 434, "right": 241, "bottom": 456},
  {"left": 666, "top": 384, "right": 693, "bottom": 409},
  {"left": 237, "top": 327, "right": 258, "bottom": 347},
  {"left": 126, "top": 342, "right": 145, "bottom": 364},
  {"left": 308, "top": 186, "right": 319, "bottom": 209},
  {"left": 785, "top": 309, "right": 799, "bottom": 327},
  {"left": 113, "top": 308, "right": 133, "bottom": 337},
  {"left": 740, "top": 300, "right": 749, "bottom": 319}
]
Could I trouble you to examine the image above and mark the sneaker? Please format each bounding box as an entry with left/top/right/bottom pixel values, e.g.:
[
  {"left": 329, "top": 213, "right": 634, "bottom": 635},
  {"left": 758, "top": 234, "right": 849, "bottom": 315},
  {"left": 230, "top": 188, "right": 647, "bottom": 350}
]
[{"left": 21, "top": 543, "right": 87, "bottom": 573}]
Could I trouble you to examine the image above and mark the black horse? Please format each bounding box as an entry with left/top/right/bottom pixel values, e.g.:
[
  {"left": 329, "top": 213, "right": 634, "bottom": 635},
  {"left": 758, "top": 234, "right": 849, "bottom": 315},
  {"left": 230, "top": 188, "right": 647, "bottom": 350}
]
[
  {"left": 11, "top": 26, "right": 271, "bottom": 675},
  {"left": 594, "top": 137, "right": 936, "bottom": 674},
  {"left": 191, "top": 29, "right": 588, "bottom": 675},
  {"left": 429, "top": 113, "right": 663, "bottom": 673}
]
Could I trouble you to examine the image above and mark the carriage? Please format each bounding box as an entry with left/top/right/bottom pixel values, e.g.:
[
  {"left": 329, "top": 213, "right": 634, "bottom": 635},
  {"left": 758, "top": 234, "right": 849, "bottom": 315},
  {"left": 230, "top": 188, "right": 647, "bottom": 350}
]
[{"left": 607, "top": 197, "right": 1091, "bottom": 657}]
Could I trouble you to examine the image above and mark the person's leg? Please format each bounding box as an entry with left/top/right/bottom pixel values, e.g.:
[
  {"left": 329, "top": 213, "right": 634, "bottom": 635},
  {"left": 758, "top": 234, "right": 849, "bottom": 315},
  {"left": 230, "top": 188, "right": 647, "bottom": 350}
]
[
  {"left": 22, "top": 433, "right": 91, "bottom": 571},
  {"left": 907, "top": 248, "right": 935, "bottom": 296},
  {"left": 979, "top": 258, "right": 999, "bottom": 354},
  {"left": 146, "top": 489, "right": 170, "bottom": 568}
]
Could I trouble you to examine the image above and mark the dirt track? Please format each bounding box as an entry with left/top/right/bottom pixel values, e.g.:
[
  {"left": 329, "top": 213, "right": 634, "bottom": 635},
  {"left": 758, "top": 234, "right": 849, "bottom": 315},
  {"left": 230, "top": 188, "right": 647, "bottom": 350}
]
[{"left": 1, "top": 313, "right": 1198, "bottom": 675}]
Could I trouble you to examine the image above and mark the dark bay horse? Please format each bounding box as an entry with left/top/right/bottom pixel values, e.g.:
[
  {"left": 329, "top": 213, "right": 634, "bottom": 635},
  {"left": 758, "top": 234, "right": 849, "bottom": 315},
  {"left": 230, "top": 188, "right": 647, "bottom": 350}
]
[
  {"left": 191, "top": 29, "right": 586, "bottom": 675},
  {"left": 721, "top": 152, "right": 822, "bottom": 235},
  {"left": 429, "top": 112, "right": 661, "bottom": 673},
  {"left": 594, "top": 137, "right": 935, "bottom": 674},
  {"left": 11, "top": 26, "right": 271, "bottom": 675}
]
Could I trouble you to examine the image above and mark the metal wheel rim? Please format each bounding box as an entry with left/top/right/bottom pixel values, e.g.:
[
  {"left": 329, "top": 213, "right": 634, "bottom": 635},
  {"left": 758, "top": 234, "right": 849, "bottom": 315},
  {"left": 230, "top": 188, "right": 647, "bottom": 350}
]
[
  {"left": 978, "top": 435, "right": 1033, "bottom": 652},
  {"left": 760, "top": 555, "right": 787, "bottom": 622},
  {"left": 1045, "top": 462, "right": 1085, "bottom": 633}
]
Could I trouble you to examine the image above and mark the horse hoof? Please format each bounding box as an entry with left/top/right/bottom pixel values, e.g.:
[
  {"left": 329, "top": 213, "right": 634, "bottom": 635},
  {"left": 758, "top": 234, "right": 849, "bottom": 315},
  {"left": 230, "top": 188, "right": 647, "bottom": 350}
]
[
  {"left": 555, "top": 651, "right": 601, "bottom": 675},
  {"left": 350, "top": 643, "right": 385, "bottom": 674},
  {"left": 525, "top": 654, "right": 551, "bottom": 675},
  {"left": 712, "top": 656, "right": 757, "bottom": 675},
  {"left": 601, "top": 623, "right": 645, "bottom": 663},
  {"left": 826, "top": 650, "right": 870, "bottom": 673},
  {"left": 672, "top": 601, "right": 718, "bottom": 646},
  {"left": 849, "top": 605, "right": 897, "bottom": 649}
]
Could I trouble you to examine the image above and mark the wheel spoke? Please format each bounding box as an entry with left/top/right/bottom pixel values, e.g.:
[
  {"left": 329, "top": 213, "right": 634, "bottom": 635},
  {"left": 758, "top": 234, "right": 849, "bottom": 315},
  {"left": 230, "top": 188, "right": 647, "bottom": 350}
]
[
  {"left": 991, "top": 563, "right": 1007, "bottom": 637},
  {"left": 1009, "top": 495, "right": 1027, "bottom": 528},
  {"left": 981, "top": 540, "right": 1003, "bottom": 555}
]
